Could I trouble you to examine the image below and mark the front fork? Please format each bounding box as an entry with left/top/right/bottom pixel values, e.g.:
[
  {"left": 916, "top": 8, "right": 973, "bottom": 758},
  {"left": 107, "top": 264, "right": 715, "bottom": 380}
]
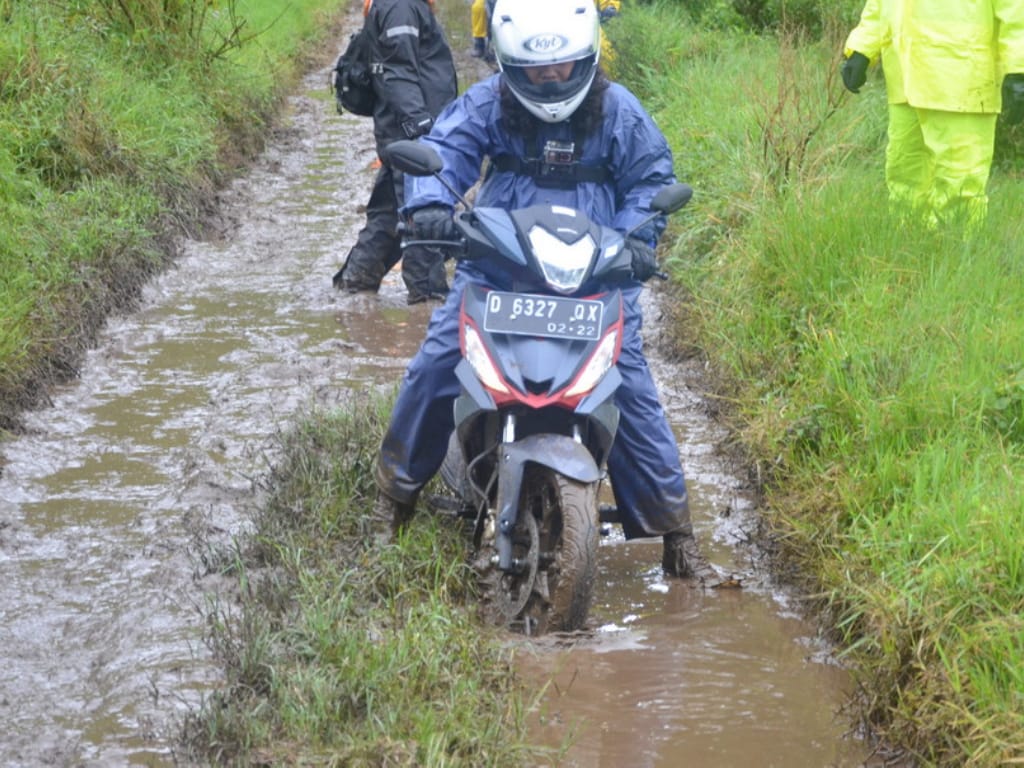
[{"left": 492, "top": 413, "right": 600, "bottom": 571}]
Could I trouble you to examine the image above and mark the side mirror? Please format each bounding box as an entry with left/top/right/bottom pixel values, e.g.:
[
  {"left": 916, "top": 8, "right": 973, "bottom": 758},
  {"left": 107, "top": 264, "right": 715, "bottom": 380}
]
[
  {"left": 624, "top": 183, "right": 694, "bottom": 240},
  {"left": 381, "top": 140, "right": 443, "bottom": 177},
  {"left": 650, "top": 183, "right": 693, "bottom": 215}
]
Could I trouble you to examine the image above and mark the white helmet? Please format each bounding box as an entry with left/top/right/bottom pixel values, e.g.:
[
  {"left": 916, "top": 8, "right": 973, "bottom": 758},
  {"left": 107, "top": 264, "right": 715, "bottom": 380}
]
[{"left": 490, "top": 0, "right": 601, "bottom": 123}]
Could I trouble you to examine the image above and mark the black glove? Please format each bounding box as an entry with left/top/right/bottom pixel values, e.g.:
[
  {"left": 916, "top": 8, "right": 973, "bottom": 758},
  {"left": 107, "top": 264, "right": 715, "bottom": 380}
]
[
  {"left": 1002, "top": 73, "right": 1024, "bottom": 124},
  {"left": 841, "top": 52, "right": 869, "bottom": 94},
  {"left": 409, "top": 205, "right": 456, "bottom": 241},
  {"left": 624, "top": 237, "right": 658, "bottom": 282},
  {"left": 599, "top": 6, "right": 618, "bottom": 21}
]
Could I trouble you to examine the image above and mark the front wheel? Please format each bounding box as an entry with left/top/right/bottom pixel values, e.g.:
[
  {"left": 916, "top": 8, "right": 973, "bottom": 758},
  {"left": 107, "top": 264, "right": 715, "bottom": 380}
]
[{"left": 479, "top": 468, "right": 599, "bottom": 634}]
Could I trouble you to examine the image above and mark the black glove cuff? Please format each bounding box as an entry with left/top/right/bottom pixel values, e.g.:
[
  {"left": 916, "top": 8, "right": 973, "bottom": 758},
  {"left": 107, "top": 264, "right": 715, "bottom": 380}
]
[
  {"left": 401, "top": 117, "right": 434, "bottom": 139},
  {"left": 410, "top": 205, "right": 455, "bottom": 240}
]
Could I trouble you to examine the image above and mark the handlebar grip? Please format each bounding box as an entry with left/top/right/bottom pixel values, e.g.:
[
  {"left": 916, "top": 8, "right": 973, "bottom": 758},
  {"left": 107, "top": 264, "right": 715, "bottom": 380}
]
[{"left": 398, "top": 238, "right": 467, "bottom": 259}]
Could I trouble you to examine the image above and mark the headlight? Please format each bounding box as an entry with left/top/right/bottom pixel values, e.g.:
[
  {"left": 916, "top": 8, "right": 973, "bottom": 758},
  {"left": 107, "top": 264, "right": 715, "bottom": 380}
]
[
  {"left": 566, "top": 329, "right": 618, "bottom": 397},
  {"left": 528, "top": 226, "right": 595, "bottom": 292},
  {"left": 464, "top": 324, "right": 509, "bottom": 394}
]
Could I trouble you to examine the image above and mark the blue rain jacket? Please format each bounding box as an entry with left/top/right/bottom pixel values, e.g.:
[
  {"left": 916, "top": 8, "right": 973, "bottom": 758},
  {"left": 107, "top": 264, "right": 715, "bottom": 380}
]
[{"left": 405, "top": 74, "right": 674, "bottom": 235}]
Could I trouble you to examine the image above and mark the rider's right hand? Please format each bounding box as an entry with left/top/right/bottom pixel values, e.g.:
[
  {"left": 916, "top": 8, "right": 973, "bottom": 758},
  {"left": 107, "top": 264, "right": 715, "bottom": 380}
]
[{"left": 409, "top": 205, "right": 456, "bottom": 241}]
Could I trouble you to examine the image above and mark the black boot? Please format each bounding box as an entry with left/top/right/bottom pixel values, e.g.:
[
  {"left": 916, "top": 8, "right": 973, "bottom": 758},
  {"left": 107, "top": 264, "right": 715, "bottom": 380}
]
[
  {"left": 406, "top": 289, "right": 448, "bottom": 305},
  {"left": 402, "top": 247, "right": 449, "bottom": 304},
  {"left": 333, "top": 258, "right": 383, "bottom": 293},
  {"left": 662, "top": 525, "right": 718, "bottom": 584},
  {"left": 471, "top": 37, "right": 486, "bottom": 58},
  {"left": 371, "top": 492, "right": 416, "bottom": 543}
]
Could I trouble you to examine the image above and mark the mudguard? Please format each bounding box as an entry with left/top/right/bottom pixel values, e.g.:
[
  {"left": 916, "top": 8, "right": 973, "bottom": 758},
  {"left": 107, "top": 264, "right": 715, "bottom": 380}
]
[{"left": 495, "top": 434, "right": 600, "bottom": 570}]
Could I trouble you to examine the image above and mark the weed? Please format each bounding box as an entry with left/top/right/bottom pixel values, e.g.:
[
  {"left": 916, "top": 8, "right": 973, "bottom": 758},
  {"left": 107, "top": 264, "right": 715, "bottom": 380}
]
[{"left": 181, "top": 397, "right": 546, "bottom": 766}]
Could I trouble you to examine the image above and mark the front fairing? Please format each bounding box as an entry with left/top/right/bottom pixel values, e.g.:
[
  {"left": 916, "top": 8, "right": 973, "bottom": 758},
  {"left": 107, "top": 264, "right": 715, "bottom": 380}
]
[
  {"left": 449, "top": 202, "right": 629, "bottom": 514},
  {"left": 455, "top": 205, "right": 634, "bottom": 295}
]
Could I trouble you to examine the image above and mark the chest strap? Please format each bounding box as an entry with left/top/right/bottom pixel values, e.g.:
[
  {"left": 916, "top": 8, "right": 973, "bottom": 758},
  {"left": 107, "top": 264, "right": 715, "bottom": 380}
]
[{"left": 490, "top": 155, "right": 611, "bottom": 186}]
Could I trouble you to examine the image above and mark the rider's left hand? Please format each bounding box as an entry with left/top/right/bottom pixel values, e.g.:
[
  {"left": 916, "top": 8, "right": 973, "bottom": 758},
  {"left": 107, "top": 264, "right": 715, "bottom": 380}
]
[{"left": 625, "top": 237, "right": 659, "bottom": 282}]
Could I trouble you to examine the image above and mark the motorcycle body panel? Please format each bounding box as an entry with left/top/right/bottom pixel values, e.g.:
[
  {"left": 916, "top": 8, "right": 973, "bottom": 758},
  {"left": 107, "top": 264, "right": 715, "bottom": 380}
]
[{"left": 445, "top": 206, "right": 632, "bottom": 626}]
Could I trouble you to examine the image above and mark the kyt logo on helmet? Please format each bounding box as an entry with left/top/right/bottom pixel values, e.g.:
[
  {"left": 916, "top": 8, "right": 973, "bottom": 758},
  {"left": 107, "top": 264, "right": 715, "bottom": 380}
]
[{"left": 524, "top": 35, "right": 568, "bottom": 53}]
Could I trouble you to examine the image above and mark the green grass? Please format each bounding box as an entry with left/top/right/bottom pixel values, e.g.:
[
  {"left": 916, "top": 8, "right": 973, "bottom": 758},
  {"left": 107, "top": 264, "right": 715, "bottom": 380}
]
[
  {"left": 180, "top": 395, "right": 551, "bottom": 766},
  {"left": 0, "top": 0, "right": 347, "bottom": 431},
  {"left": 610, "top": 3, "right": 1024, "bottom": 763}
]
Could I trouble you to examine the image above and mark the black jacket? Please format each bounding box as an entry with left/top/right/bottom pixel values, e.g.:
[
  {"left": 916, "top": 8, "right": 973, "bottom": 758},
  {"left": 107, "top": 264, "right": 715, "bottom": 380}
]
[{"left": 366, "top": 0, "right": 458, "bottom": 155}]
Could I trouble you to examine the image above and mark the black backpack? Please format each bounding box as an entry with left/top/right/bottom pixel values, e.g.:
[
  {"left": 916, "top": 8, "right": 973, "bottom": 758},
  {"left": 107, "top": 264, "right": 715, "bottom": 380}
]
[{"left": 331, "top": 27, "right": 375, "bottom": 117}]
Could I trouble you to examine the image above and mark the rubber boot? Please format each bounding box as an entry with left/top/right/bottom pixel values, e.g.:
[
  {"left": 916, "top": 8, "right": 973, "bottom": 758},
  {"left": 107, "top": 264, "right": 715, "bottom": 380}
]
[
  {"left": 662, "top": 524, "right": 718, "bottom": 584},
  {"left": 402, "top": 247, "right": 449, "bottom": 304},
  {"left": 333, "top": 258, "right": 383, "bottom": 293},
  {"left": 471, "top": 37, "right": 486, "bottom": 58},
  {"left": 371, "top": 491, "right": 416, "bottom": 544}
]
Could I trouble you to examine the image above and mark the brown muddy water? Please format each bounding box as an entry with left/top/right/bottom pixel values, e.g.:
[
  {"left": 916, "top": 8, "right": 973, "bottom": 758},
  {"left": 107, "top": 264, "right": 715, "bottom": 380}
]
[{"left": 0, "top": 31, "right": 879, "bottom": 768}]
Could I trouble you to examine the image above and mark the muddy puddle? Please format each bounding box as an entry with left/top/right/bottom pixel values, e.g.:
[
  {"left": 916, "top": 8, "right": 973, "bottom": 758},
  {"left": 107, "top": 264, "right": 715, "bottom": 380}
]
[
  {"left": 0, "top": 24, "right": 876, "bottom": 768},
  {"left": 513, "top": 345, "right": 873, "bottom": 766}
]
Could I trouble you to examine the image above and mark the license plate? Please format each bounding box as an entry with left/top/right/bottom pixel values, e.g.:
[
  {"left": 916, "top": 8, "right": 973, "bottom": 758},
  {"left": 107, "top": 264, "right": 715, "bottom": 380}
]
[{"left": 483, "top": 291, "right": 603, "bottom": 340}]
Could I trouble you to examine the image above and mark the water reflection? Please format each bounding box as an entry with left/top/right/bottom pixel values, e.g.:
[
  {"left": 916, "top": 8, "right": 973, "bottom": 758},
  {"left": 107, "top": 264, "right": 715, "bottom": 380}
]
[{"left": 519, "top": 539, "right": 870, "bottom": 767}]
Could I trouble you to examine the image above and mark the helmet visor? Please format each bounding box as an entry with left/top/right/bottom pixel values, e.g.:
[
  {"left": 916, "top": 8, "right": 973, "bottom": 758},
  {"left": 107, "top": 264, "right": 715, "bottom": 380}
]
[{"left": 502, "top": 55, "right": 597, "bottom": 107}]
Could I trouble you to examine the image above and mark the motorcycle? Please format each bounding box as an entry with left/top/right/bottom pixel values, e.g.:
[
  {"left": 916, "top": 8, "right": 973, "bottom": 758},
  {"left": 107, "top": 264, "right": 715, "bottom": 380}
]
[{"left": 386, "top": 140, "right": 693, "bottom": 635}]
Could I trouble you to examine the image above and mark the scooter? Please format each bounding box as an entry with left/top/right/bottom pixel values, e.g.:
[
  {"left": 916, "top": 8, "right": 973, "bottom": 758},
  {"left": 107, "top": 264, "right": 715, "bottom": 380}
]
[{"left": 386, "top": 140, "right": 693, "bottom": 634}]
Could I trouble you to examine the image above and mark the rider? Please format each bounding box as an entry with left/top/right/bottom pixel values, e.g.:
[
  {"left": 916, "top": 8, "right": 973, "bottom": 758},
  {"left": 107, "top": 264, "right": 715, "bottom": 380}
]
[{"left": 372, "top": 0, "right": 715, "bottom": 581}]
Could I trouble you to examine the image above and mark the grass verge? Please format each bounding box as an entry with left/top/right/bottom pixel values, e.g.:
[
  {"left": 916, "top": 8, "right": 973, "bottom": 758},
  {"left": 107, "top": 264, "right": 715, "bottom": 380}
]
[
  {"left": 609, "top": 2, "right": 1024, "bottom": 764},
  {"left": 0, "top": 0, "right": 350, "bottom": 433},
  {"left": 179, "top": 395, "right": 552, "bottom": 766}
]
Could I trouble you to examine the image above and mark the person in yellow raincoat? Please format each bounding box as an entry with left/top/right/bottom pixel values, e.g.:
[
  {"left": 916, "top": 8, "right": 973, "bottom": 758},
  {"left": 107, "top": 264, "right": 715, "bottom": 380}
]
[
  {"left": 841, "top": 0, "right": 1024, "bottom": 228},
  {"left": 595, "top": 0, "right": 620, "bottom": 75},
  {"left": 470, "top": 0, "right": 620, "bottom": 74},
  {"left": 469, "top": 0, "right": 488, "bottom": 58}
]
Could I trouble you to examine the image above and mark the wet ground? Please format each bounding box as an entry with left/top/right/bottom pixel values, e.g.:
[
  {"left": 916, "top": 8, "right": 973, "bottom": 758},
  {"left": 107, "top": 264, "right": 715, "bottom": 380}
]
[
  {"left": 0, "top": 20, "right": 877, "bottom": 767},
  {"left": 514, "top": 359, "right": 873, "bottom": 767}
]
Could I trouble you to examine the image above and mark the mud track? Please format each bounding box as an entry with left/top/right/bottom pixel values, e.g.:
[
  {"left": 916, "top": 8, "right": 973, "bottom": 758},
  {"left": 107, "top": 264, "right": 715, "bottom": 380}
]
[{"left": 0, "top": 17, "right": 877, "bottom": 767}]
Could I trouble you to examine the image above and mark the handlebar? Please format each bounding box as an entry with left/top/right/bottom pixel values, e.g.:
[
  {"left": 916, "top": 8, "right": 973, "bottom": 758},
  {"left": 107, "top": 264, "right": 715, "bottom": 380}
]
[
  {"left": 400, "top": 238, "right": 466, "bottom": 250},
  {"left": 396, "top": 220, "right": 466, "bottom": 254}
]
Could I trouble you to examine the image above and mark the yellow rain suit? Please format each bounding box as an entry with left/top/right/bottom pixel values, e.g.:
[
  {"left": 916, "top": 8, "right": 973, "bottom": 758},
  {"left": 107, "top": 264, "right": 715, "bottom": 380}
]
[
  {"left": 596, "top": 0, "right": 620, "bottom": 75},
  {"left": 844, "top": 0, "right": 1024, "bottom": 226},
  {"left": 471, "top": 0, "right": 487, "bottom": 39}
]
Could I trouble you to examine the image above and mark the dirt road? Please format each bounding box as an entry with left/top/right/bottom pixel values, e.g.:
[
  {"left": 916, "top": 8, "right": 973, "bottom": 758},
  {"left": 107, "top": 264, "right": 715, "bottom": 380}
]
[{"left": 0, "top": 20, "right": 875, "bottom": 766}]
